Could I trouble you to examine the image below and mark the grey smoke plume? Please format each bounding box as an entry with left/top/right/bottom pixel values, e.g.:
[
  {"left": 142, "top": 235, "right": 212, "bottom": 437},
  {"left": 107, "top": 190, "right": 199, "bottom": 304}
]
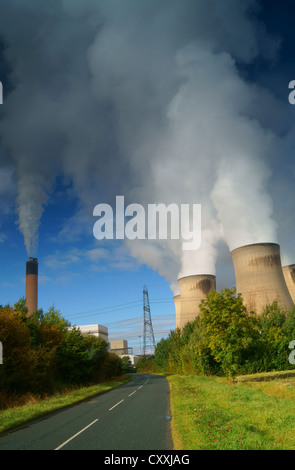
[{"left": 0, "top": 0, "right": 287, "bottom": 289}]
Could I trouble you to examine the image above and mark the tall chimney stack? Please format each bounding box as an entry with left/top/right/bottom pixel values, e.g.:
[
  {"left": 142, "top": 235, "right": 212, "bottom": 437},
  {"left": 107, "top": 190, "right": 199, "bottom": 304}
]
[
  {"left": 26, "top": 257, "right": 38, "bottom": 316},
  {"left": 231, "top": 243, "right": 293, "bottom": 314}
]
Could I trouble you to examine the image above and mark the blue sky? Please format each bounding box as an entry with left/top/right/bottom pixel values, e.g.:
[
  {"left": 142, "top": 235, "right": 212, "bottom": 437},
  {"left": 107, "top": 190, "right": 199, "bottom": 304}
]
[
  {"left": 0, "top": 178, "right": 175, "bottom": 354},
  {"left": 0, "top": 172, "right": 178, "bottom": 354},
  {"left": 1, "top": 1, "right": 295, "bottom": 355}
]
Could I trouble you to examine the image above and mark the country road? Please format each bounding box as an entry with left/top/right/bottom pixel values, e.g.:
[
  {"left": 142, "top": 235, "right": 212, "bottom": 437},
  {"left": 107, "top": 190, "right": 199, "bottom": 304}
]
[{"left": 0, "top": 374, "right": 173, "bottom": 450}]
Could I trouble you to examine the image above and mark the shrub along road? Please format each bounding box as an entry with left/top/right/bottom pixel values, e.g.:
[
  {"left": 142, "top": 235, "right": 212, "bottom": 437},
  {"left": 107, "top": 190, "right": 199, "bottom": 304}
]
[{"left": 0, "top": 374, "right": 173, "bottom": 450}]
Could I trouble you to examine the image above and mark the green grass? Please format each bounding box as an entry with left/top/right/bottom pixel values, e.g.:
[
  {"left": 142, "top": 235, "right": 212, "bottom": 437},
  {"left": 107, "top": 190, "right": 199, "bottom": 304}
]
[
  {"left": 168, "top": 373, "right": 295, "bottom": 450},
  {"left": 0, "top": 375, "right": 134, "bottom": 434}
]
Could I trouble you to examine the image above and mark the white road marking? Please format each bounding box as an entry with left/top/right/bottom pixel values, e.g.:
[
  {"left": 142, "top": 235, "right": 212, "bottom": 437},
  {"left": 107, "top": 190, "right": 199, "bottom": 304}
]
[
  {"left": 55, "top": 419, "right": 99, "bottom": 450},
  {"left": 109, "top": 399, "right": 124, "bottom": 411},
  {"left": 56, "top": 379, "right": 149, "bottom": 449}
]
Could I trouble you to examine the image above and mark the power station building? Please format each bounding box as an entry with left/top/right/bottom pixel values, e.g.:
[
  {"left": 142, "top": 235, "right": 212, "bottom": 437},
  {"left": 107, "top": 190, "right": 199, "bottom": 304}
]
[
  {"left": 231, "top": 242, "right": 293, "bottom": 314},
  {"left": 109, "top": 339, "right": 129, "bottom": 355},
  {"left": 173, "top": 242, "right": 295, "bottom": 330},
  {"left": 283, "top": 264, "right": 295, "bottom": 303},
  {"left": 175, "top": 274, "right": 216, "bottom": 330},
  {"left": 75, "top": 324, "right": 109, "bottom": 343}
]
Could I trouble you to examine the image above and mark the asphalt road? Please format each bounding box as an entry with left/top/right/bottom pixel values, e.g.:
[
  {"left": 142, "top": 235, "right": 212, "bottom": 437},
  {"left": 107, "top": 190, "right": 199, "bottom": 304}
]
[{"left": 0, "top": 374, "right": 173, "bottom": 450}]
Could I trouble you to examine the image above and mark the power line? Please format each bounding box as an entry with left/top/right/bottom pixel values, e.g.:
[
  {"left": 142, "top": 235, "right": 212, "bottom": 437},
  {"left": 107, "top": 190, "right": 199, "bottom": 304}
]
[{"left": 66, "top": 297, "right": 174, "bottom": 321}]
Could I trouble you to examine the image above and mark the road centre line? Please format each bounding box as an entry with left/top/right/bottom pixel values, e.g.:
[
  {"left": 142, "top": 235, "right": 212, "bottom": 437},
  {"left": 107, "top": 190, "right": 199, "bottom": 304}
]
[
  {"left": 55, "top": 419, "right": 99, "bottom": 450},
  {"left": 56, "top": 378, "right": 148, "bottom": 449},
  {"left": 109, "top": 399, "right": 124, "bottom": 411}
]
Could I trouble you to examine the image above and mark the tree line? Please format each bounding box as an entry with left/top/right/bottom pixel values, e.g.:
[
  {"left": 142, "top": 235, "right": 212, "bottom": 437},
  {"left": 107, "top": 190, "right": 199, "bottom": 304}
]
[
  {"left": 139, "top": 288, "right": 295, "bottom": 379},
  {"left": 0, "top": 298, "right": 129, "bottom": 402}
]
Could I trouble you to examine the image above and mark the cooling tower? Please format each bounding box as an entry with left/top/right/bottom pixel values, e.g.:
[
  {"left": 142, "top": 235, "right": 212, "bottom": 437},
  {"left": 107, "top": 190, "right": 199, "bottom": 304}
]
[
  {"left": 231, "top": 243, "right": 293, "bottom": 314},
  {"left": 283, "top": 265, "right": 295, "bottom": 303},
  {"left": 173, "top": 295, "right": 181, "bottom": 330},
  {"left": 177, "top": 274, "right": 216, "bottom": 329},
  {"left": 26, "top": 257, "right": 38, "bottom": 316}
]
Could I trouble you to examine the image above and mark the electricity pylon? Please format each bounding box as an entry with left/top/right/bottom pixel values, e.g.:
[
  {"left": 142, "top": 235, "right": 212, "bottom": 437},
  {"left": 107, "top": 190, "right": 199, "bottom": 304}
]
[{"left": 143, "top": 285, "right": 156, "bottom": 356}]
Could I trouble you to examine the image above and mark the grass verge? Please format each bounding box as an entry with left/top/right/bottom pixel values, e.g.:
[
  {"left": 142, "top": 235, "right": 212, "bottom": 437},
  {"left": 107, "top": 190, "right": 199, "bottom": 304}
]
[
  {"left": 0, "top": 375, "right": 134, "bottom": 434},
  {"left": 167, "top": 373, "right": 295, "bottom": 450}
]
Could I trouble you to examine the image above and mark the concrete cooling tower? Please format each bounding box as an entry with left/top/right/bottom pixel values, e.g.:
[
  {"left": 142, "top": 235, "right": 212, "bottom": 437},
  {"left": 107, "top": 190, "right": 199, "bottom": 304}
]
[
  {"left": 283, "top": 265, "right": 295, "bottom": 303},
  {"left": 176, "top": 274, "right": 216, "bottom": 330},
  {"left": 173, "top": 295, "right": 181, "bottom": 330},
  {"left": 26, "top": 257, "right": 38, "bottom": 316},
  {"left": 231, "top": 243, "right": 293, "bottom": 314}
]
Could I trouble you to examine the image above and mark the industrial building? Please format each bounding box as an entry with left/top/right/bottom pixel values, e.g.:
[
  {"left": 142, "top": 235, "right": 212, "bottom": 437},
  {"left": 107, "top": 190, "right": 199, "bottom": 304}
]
[
  {"left": 173, "top": 242, "right": 295, "bottom": 331},
  {"left": 231, "top": 242, "right": 293, "bottom": 315},
  {"left": 283, "top": 264, "right": 295, "bottom": 303},
  {"left": 109, "top": 340, "right": 141, "bottom": 367},
  {"left": 109, "top": 339, "right": 129, "bottom": 355},
  {"left": 73, "top": 324, "right": 109, "bottom": 343},
  {"left": 67, "top": 324, "right": 109, "bottom": 344},
  {"left": 175, "top": 274, "right": 216, "bottom": 330}
]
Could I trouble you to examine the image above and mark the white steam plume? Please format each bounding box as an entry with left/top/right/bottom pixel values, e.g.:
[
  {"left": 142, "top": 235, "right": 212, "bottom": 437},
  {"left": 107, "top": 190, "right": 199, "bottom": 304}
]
[
  {"left": 16, "top": 173, "right": 48, "bottom": 256},
  {"left": 0, "top": 0, "right": 285, "bottom": 290}
]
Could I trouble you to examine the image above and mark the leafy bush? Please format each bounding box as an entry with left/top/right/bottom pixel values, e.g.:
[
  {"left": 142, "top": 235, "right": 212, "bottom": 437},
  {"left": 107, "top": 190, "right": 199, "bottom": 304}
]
[
  {"left": 255, "top": 302, "right": 295, "bottom": 372},
  {"left": 154, "top": 288, "right": 295, "bottom": 380},
  {"left": 55, "top": 327, "right": 109, "bottom": 385},
  {"left": 100, "top": 352, "right": 122, "bottom": 379},
  {"left": 136, "top": 356, "right": 157, "bottom": 373},
  {"left": 120, "top": 356, "right": 133, "bottom": 373},
  {"left": 198, "top": 288, "right": 261, "bottom": 379},
  {"left": 0, "top": 299, "right": 124, "bottom": 396},
  {"left": 0, "top": 306, "right": 36, "bottom": 392}
]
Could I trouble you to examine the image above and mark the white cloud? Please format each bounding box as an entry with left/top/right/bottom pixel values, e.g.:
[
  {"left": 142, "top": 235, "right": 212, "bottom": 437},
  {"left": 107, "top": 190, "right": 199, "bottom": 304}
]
[{"left": 44, "top": 248, "right": 83, "bottom": 269}]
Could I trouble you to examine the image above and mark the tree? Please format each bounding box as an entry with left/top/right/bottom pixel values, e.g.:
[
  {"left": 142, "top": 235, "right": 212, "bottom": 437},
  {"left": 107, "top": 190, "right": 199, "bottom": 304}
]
[
  {"left": 121, "top": 356, "right": 132, "bottom": 373},
  {"left": 257, "top": 301, "right": 295, "bottom": 371},
  {"left": 188, "top": 323, "right": 222, "bottom": 376},
  {"left": 13, "top": 297, "right": 28, "bottom": 321},
  {"left": 199, "top": 287, "right": 260, "bottom": 380},
  {"left": 56, "top": 327, "right": 109, "bottom": 384},
  {"left": 0, "top": 298, "right": 126, "bottom": 398},
  {"left": 154, "top": 336, "right": 171, "bottom": 371},
  {"left": 0, "top": 306, "right": 36, "bottom": 392},
  {"left": 41, "top": 305, "right": 70, "bottom": 333},
  {"left": 283, "top": 306, "right": 295, "bottom": 340},
  {"left": 136, "top": 356, "right": 156, "bottom": 373}
]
